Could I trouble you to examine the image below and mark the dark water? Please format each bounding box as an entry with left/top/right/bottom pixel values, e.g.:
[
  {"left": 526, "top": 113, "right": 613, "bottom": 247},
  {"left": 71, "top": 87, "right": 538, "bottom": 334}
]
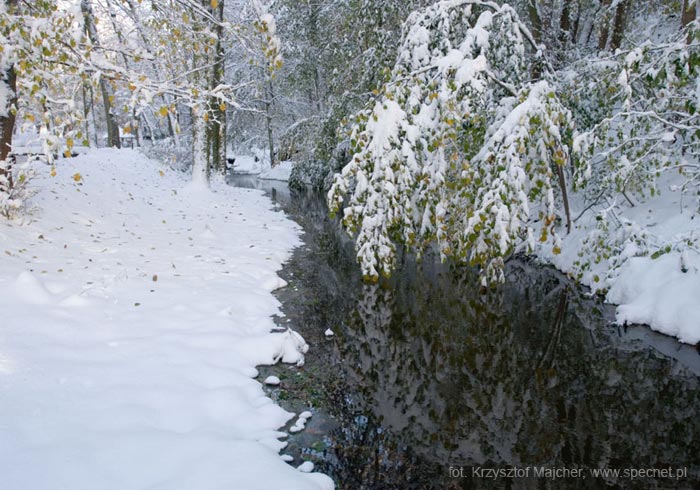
[{"left": 230, "top": 175, "right": 700, "bottom": 490}]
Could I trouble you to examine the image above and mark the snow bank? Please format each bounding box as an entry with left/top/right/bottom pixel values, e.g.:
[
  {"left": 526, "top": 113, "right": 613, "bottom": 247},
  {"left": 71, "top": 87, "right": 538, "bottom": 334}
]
[
  {"left": 541, "top": 177, "right": 700, "bottom": 345},
  {"left": 260, "top": 160, "right": 294, "bottom": 182},
  {"left": 229, "top": 151, "right": 294, "bottom": 182},
  {"left": 230, "top": 154, "right": 266, "bottom": 175},
  {"left": 0, "top": 148, "right": 333, "bottom": 490},
  {"left": 607, "top": 254, "right": 700, "bottom": 344}
]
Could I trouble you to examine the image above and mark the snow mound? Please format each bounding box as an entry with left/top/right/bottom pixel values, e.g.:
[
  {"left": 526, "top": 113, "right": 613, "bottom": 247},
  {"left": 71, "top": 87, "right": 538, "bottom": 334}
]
[
  {"left": 259, "top": 160, "right": 294, "bottom": 182},
  {"left": 608, "top": 254, "right": 700, "bottom": 344}
]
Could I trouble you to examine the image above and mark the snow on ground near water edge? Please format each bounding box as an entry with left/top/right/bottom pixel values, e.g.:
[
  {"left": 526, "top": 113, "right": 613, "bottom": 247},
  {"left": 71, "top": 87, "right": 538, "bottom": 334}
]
[{"left": 0, "top": 148, "right": 333, "bottom": 490}]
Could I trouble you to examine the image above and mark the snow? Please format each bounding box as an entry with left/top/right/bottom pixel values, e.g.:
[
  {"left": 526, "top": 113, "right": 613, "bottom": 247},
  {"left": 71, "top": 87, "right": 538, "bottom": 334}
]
[
  {"left": 265, "top": 375, "right": 281, "bottom": 386},
  {"left": 289, "top": 411, "right": 312, "bottom": 433},
  {"left": 324, "top": 328, "right": 334, "bottom": 337},
  {"left": 0, "top": 148, "right": 333, "bottom": 490},
  {"left": 230, "top": 154, "right": 266, "bottom": 175},
  {"left": 260, "top": 160, "right": 294, "bottom": 182},
  {"left": 229, "top": 152, "right": 294, "bottom": 182},
  {"left": 607, "top": 254, "right": 700, "bottom": 344},
  {"left": 541, "top": 174, "right": 700, "bottom": 345}
]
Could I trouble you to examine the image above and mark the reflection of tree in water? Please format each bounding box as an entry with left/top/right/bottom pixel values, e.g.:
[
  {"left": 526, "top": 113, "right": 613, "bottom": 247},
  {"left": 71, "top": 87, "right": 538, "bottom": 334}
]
[{"left": 332, "top": 258, "right": 700, "bottom": 489}]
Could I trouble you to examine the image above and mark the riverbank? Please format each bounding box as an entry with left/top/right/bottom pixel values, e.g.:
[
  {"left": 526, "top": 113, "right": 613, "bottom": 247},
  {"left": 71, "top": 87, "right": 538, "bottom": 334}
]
[
  {"left": 0, "top": 149, "right": 333, "bottom": 489},
  {"left": 538, "top": 174, "right": 700, "bottom": 345}
]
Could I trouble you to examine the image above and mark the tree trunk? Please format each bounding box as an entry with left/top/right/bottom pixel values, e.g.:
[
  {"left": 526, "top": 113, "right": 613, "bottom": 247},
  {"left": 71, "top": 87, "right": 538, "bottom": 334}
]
[
  {"left": 682, "top": 0, "right": 696, "bottom": 28},
  {"left": 0, "top": 65, "right": 17, "bottom": 166},
  {"left": 571, "top": 2, "right": 581, "bottom": 43},
  {"left": 597, "top": 0, "right": 612, "bottom": 50},
  {"left": 265, "top": 80, "right": 276, "bottom": 168},
  {"left": 167, "top": 109, "right": 179, "bottom": 145},
  {"left": 81, "top": 83, "right": 92, "bottom": 146},
  {"left": 526, "top": 0, "right": 542, "bottom": 44},
  {"left": 609, "top": 0, "right": 629, "bottom": 51},
  {"left": 560, "top": 1, "right": 571, "bottom": 43},
  {"left": 207, "top": 0, "right": 226, "bottom": 174},
  {"left": 556, "top": 163, "right": 572, "bottom": 234},
  {"left": 81, "top": 0, "right": 121, "bottom": 148},
  {"left": 191, "top": 106, "right": 209, "bottom": 188},
  {"left": 90, "top": 85, "right": 100, "bottom": 147},
  {"left": 1, "top": 0, "right": 19, "bottom": 176}
]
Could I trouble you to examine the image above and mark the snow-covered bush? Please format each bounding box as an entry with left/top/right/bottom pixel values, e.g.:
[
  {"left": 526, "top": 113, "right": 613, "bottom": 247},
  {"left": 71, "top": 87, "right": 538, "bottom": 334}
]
[
  {"left": 328, "top": 0, "right": 575, "bottom": 284},
  {"left": 143, "top": 135, "right": 193, "bottom": 173},
  {"left": 288, "top": 159, "right": 328, "bottom": 190},
  {"left": 0, "top": 159, "right": 34, "bottom": 219}
]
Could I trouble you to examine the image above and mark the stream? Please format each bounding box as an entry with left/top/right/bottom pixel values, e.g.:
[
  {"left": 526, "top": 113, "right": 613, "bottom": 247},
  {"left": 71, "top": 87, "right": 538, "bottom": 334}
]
[{"left": 230, "top": 175, "right": 700, "bottom": 490}]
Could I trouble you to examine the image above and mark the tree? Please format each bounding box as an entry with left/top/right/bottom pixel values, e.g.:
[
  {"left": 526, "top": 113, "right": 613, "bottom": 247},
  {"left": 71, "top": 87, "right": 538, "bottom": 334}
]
[
  {"left": 328, "top": 0, "right": 575, "bottom": 285},
  {"left": 80, "top": 0, "right": 120, "bottom": 149},
  {"left": 0, "top": 1, "right": 78, "bottom": 215},
  {"left": 1, "top": 0, "right": 284, "bottom": 198}
]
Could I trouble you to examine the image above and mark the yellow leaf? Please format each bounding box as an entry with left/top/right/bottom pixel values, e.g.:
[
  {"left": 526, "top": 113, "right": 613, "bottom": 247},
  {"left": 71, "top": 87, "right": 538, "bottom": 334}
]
[
  {"left": 159, "top": 170, "right": 165, "bottom": 177},
  {"left": 553, "top": 246, "right": 561, "bottom": 255},
  {"left": 63, "top": 150, "right": 72, "bottom": 158},
  {"left": 203, "top": 113, "right": 209, "bottom": 122},
  {"left": 50, "top": 167, "right": 56, "bottom": 177},
  {"left": 219, "top": 103, "right": 226, "bottom": 111},
  {"left": 66, "top": 138, "right": 74, "bottom": 149},
  {"left": 128, "top": 82, "right": 137, "bottom": 91},
  {"left": 73, "top": 173, "right": 82, "bottom": 182},
  {"left": 158, "top": 106, "right": 169, "bottom": 117},
  {"left": 210, "top": 0, "right": 218, "bottom": 8},
  {"left": 123, "top": 125, "right": 132, "bottom": 134}
]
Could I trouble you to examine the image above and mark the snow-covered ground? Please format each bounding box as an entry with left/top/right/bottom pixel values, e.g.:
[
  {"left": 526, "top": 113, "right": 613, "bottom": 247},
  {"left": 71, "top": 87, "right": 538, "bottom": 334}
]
[
  {"left": 0, "top": 149, "right": 333, "bottom": 490},
  {"left": 540, "top": 175, "right": 700, "bottom": 345},
  {"left": 260, "top": 161, "right": 294, "bottom": 182},
  {"left": 229, "top": 152, "right": 294, "bottom": 182}
]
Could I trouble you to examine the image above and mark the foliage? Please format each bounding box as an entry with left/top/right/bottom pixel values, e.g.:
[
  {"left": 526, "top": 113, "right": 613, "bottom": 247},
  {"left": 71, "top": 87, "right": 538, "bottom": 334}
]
[
  {"left": 573, "top": 23, "right": 700, "bottom": 207},
  {"left": 0, "top": 158, "right": 33, "bottom": 218},
  {"left": 328, "top": 0, "right": 575, "bottom": 284},
  {"left": 0, "top": 2, "right": 83, "bottom": 161},
  {"left": 562, "top": 20, "right": 700, "bottom": 280}
]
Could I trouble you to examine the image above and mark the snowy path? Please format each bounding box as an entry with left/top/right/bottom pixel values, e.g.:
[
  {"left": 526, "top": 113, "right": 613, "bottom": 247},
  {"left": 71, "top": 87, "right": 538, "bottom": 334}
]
[{"left": 0, "top": 149, "right": 333, "bottom": 490}]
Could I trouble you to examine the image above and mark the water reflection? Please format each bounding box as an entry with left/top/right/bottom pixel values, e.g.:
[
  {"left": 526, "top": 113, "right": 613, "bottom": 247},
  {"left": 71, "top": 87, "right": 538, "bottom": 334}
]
[
  {"left": 229, "top": 176, "right": 700, "bottom": 489},
  {"left": 338, "top": 260, "right": 700, "bottom": 488}
]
